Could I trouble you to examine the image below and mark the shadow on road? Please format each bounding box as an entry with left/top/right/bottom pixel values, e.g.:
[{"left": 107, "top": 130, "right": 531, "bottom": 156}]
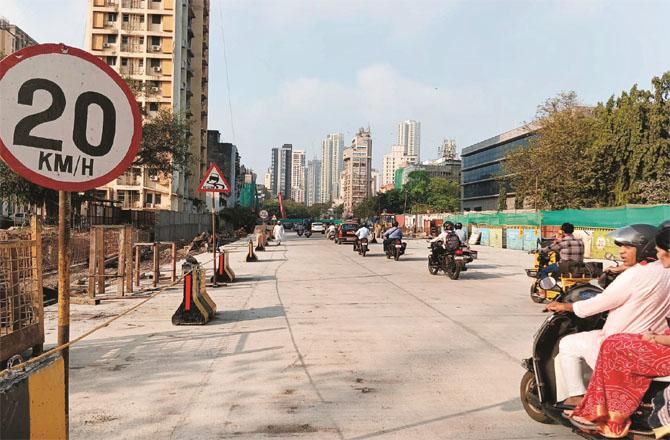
[{"left": 217, "top": 305, "right": 285, "bottom": 323}]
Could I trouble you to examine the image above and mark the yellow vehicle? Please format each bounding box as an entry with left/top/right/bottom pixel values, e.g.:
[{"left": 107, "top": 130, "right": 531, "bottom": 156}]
[{"left": 526, "top": 245, "right": 602, "bottom": 303}]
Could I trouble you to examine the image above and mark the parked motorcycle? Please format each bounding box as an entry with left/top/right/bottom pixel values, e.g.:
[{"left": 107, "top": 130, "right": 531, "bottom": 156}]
[
  {"left": 520, "top": 280, "right": 668, "bottom": 439},
  {"left": 304, "top": 229, "right": 312, "bottom": 238},
  {"left": 385, "top": 238, "right": 406, "bottom": 261}
]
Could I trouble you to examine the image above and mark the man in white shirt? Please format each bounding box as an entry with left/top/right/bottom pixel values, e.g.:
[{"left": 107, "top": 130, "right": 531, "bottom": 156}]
[{"left": 354, "top": 224, "right": 370, "bottom": 250}]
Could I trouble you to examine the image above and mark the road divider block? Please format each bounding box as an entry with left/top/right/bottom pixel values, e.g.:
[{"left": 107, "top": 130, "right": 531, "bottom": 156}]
[
  {"left": 213, "top": 249, "right": 235, "bottom": 283},
  {"left": 255, "top": 232, "right": 266, "bottom": 251},
  {"left": 246, "top": 239, "right": 258, "bottom": 262},
  {"left": 0, "top": 353, "right": 66, "bottom": 440},
  {"left": 172, "top": 262, "right": 216, "bottom": 325}
]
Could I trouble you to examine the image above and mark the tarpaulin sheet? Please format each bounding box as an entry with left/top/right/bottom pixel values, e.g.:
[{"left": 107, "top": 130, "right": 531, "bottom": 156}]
[{"left": 541, "top": 205, "right": 670, "bottom": 228}]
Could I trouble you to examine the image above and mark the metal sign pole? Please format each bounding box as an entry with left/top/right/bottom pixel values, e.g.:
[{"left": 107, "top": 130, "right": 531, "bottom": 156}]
[
  {"left": 212, "top": 191, "right": 217, "bottom": 287},
  {"left": 57, "top": 190, "right": 70, "bottom": 435}
]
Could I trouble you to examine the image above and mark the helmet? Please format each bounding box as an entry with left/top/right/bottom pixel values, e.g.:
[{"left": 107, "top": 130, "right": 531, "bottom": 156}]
[
  {"left": 609, "top": 224, "right": 658, "bottom": 263},
  {"left": 392, "top": 221, "right": 399, "bottom": 227},
  {"left": 659, "top": 219, "right": 670, "bottom": 229},
  {"left": 455, "top": 222, "right": 463, "bottom": 230},
  {"left": 444, "top": 221, "right": 455, "bottom": 231}
]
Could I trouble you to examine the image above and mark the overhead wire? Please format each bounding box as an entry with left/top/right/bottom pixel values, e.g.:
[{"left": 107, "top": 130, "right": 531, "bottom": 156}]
[{"left": 215, "top": 0, "right": 237, "bottom": 144}]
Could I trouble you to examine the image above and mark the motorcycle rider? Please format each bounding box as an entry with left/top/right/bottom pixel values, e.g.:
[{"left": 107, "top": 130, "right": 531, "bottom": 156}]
[
  {"left": 545, "top": 224, "right": 670, "bottom": 408},
  {"left": 383, "top": 221, "right": 403, "bottom": 252},
  {"left": 538, "top": 222, "right": 584, "bottom": 279},
  {"left": 454, "top": 222, "right": 467, "bottom": 244},
  {"left": 326, "top": 223, "right": 336, "bottom": 238},
  {"left": 354, "top": 223, "right": 371, "bottom": 251}
]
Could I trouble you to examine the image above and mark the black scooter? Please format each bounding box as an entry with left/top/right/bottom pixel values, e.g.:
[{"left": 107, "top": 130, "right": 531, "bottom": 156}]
[{"left": 520, "top": 277, "right": 668, "bottom": 439}]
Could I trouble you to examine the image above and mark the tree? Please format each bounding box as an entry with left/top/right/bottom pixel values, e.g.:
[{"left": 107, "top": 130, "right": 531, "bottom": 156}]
[
  {"left": 0, "top": 161, "right": 58, "bottom": 217},
  {"left": 633, "top": 169, "right": 670, "bottom": 204},
  {"left": 134, "top": 109, "right": 191, "bottom": 177},
  {"left": 497, "top": 186, "right": 508, "bottom": 211}
]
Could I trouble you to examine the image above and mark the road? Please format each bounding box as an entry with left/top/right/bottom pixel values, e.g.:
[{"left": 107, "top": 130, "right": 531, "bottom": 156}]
[{"left": 53, "top": 233, "right": 581, "bottom": 439}]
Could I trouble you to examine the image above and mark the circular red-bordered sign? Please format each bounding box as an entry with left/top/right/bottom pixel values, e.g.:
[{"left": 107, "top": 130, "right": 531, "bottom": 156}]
[{"left": 0, "top": 43, "right": 142, "bottom": 191}]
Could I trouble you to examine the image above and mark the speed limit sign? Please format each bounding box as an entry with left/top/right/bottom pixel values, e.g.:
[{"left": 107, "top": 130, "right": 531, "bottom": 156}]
[{"left": 0, "top": 43, "right": 142, "bottom": 191}]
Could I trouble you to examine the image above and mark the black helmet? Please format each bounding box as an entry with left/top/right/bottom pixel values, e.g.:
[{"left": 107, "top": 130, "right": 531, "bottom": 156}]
[
  {"left": 455, "top": 222, "right": 463, "bottom": 230},
  {"left": 660, "top": 219, "right": 670, "bottom": 229},
  {"left": 392, "top": 221, "right": 399, "bottom": 227},
  {"left": 444, "top": 221, "right": 455, "bottom": 230},
  {"left": 609, "top": 224, "right": 658, "bottom": 263}
]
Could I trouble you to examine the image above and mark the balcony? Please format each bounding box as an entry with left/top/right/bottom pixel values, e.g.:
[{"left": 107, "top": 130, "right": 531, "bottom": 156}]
[
  {"left": 120, "top": 43, "right": 143, "bottom": 53},
  {"left": 121, "top": 0, "right": 144, "bottom": 8}
]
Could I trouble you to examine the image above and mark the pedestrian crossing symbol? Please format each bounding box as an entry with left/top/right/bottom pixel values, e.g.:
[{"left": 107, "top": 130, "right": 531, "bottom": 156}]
[{"left": 198, "top": 163, "right": 231, "bottom": 193}]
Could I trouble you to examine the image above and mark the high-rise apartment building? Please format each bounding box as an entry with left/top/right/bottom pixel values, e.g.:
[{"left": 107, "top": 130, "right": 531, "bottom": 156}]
[
  {"left": 0, "top": 17, "right": 37, "bottom": 55},
  {"left": 382, "top": 145, "right": 417, "bottom": 186},
  {"left": 305, "top": 159, "right": 321, "bottom": 207},
  {"left": 270, "top": 144, "right": 292, "bottom": 198},
  {"left": 86, "top": 0, "right": 209, "bottom": 211},
  {"left": 291, "top": 150, "right": 306, "bottom": 203},
  {"left": 438, "top": 139, "right": 458, "bottom": 160},
  {"left": 397, "top": 120, "right": 421, "bottom": 160},
  {"left": 342, "top": 128, "right": 372, "bottom": 215},
  {"left": 320, "top": 133, "right": 343, "bottom": 203},
  {"left": 207, "top": 130, "right": 239, "bottom": 209}
]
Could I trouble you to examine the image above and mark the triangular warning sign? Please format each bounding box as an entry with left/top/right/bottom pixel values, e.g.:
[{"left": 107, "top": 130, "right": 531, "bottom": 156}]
[{"left": 198, "top": 163, "right": 231, "bottom": 193}]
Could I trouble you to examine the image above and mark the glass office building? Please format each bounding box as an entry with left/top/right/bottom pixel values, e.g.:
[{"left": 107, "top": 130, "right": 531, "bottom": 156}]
[{"left": 460, "top": 125, "right": 537, "bottom": 211}]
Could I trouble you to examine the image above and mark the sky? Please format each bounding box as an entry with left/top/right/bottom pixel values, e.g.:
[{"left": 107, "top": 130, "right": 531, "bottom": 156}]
[{"left": 4, "top": 0, "right": 670, "bottom": 174}]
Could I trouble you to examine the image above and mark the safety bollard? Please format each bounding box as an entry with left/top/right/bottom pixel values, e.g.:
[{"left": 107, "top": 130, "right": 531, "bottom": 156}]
[
  {"left": 246, "top": 239, "right": 258, "bottom": 262},
  {"left": 213, "top": 249, "right": 235, "bottom": 283},
  {"left": 172, "top": 261, "right": 217, "bottom": 325}
]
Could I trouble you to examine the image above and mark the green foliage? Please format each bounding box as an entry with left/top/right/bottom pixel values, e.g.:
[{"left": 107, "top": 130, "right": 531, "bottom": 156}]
[
  {"left": 219, "top": 206, "right": 257, "bottom": 232},
  {"left": 135, "top": 109, "right": 191, "bottom": 177},
  {"left": 505, "top": 73, "right": 670, "bottom": 209},
  {"left": 497, "top": 186, "right": 508, "bottom": 211},
  {"left": 353, "top": 176, "right": 459, "bottom": 217},
  {"left": 0, "top": 161, "right": 58, "bottom": 216}
]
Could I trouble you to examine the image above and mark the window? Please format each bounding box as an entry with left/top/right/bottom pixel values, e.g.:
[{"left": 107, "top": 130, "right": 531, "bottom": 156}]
[
  {"left": 145, "top": 193, "right": 153, "bottom": 204},
  {"left": 122, "top": 36, "right": 128, "bottom": 43},
  {"left": 150, "top": 58, "right": 161, "bottom": 67},
  {"left": 138, "top": 59, "right": 144, "bottom": 67},
  {"left": 154, "top": 194, "right": 162, "bottom": 205},
  {"left": 151, "top": 15, "right": 161, "bottom": 24},
  {"left": 151, "top": 36, "right": 161, "bottom": 46},
  {"left": 106, "top": 56, "right": 116, "bottom": 66},
  {"left": 148, "top": 102, "right": 159, "bottom": 112},
  {"left": 107, "top": 34, "right": 117, "bottom": 44},
  {"left": 107, "top": 13, "right": 117, "bottom": 21},
  {"left": 122, "top": 14, "right": 129, "bottom": 22},
  {"left": 121, "top": 57, "right": 128, "bottom": 66}
]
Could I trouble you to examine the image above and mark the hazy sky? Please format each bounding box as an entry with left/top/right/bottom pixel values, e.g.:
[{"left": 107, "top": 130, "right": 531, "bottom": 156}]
[{"left": 4, "top": 0, "right": 670, "bottom": 174}]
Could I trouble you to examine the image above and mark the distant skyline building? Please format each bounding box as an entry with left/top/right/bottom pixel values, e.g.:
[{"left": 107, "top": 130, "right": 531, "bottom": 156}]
[
  {"left": 342, "top": 127, "right": 373, "bottom": 215},
  {"left": 382, "top": 145, "right": 417, "bottom": 186},
  {"left": 438, "top": 139, "right": 458, "bottom": 160},
  {"left": 271, "top": 143, "right": 293, "bottom": 198},
  {"left": 0, "top": 16, "right": 37, "bottom": 55},
  {"left": 306, "top": 159, "right": 322, "bottom": 207},
  {"left": 320, "top": 133, "right": 344, "bottom": 203},
  {"left": 291, "top": 150, "right": 306, "bottom": 203},
  {"left": 397, "top": 120, "right": 421, "bottom": 160},
  {"left": 370, "top": 169, "right": 380, "bottom": 195}
]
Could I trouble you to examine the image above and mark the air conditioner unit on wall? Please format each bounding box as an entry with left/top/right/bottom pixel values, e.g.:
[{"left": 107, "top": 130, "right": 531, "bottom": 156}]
[
  {"left": 103, "top": 43, "right": 111, "bottom": 48},
  {"left": 152, "top": 45, "right": 161, "bottom": 51},
  {"left": 150, "top": 175, "right": 159, "bottom": 181},
  {"left": 107, "top": 21, "right": 116, "bottom": 26},
  {"left": 152, "top": 66, "right": 162, "bottom": 72},
  {"left": 150, "top": 86, "right": 159, "bottom": 92}
]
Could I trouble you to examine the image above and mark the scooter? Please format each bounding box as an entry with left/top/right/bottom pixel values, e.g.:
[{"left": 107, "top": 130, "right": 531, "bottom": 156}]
[
  {"left": 519, "top": 278, "right": 669, "bottom": 439},
  {"left": 327, "top": 229, "right": 336, "bottom": 241}
]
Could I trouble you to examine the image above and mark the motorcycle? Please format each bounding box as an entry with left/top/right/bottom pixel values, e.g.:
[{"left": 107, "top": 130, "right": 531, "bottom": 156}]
[
  {"left": 327, "top": 229, "right": 336, "bottom": 241},
  {"left": 354, "top": 238, "right": 369, "bottom": 256},
  {"left": 427, "top": 241, "right": 475, "bottom": 280},
  {"left": 527, "top": 240, "right": 603, "bottom": 303},
  {"left": 520, "top": 279, "right": 668, "bottom": 439},
  {"left": 304, "top": 229, "right": 312, "bottom": 238},
  {"left": 385, "top": 238, "right": 406, "bottom": 261},
  {"left": 296, "top": 225, "right": 304, "bottom": 237}
]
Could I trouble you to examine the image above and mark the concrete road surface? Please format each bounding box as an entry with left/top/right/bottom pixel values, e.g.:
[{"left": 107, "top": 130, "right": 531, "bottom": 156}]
[{"left": 50, "top": 234, "right": 583, "bottom": 439}]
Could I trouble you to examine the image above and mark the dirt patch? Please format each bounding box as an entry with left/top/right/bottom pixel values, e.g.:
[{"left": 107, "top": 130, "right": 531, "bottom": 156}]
[
  {"left": 256, "top": 424, "right": 318, "bottom": 434},
  {"left": 282, "top": 388, "right": 296, "bottom": 395},
  {"left": 84, "top": 414, "right": 118, "bottom": 425}
]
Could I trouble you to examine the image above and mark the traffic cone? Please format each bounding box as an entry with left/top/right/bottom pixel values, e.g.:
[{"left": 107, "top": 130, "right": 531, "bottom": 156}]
[{"left": 246, "top": 239, "right": 258, "bottom": 262}]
